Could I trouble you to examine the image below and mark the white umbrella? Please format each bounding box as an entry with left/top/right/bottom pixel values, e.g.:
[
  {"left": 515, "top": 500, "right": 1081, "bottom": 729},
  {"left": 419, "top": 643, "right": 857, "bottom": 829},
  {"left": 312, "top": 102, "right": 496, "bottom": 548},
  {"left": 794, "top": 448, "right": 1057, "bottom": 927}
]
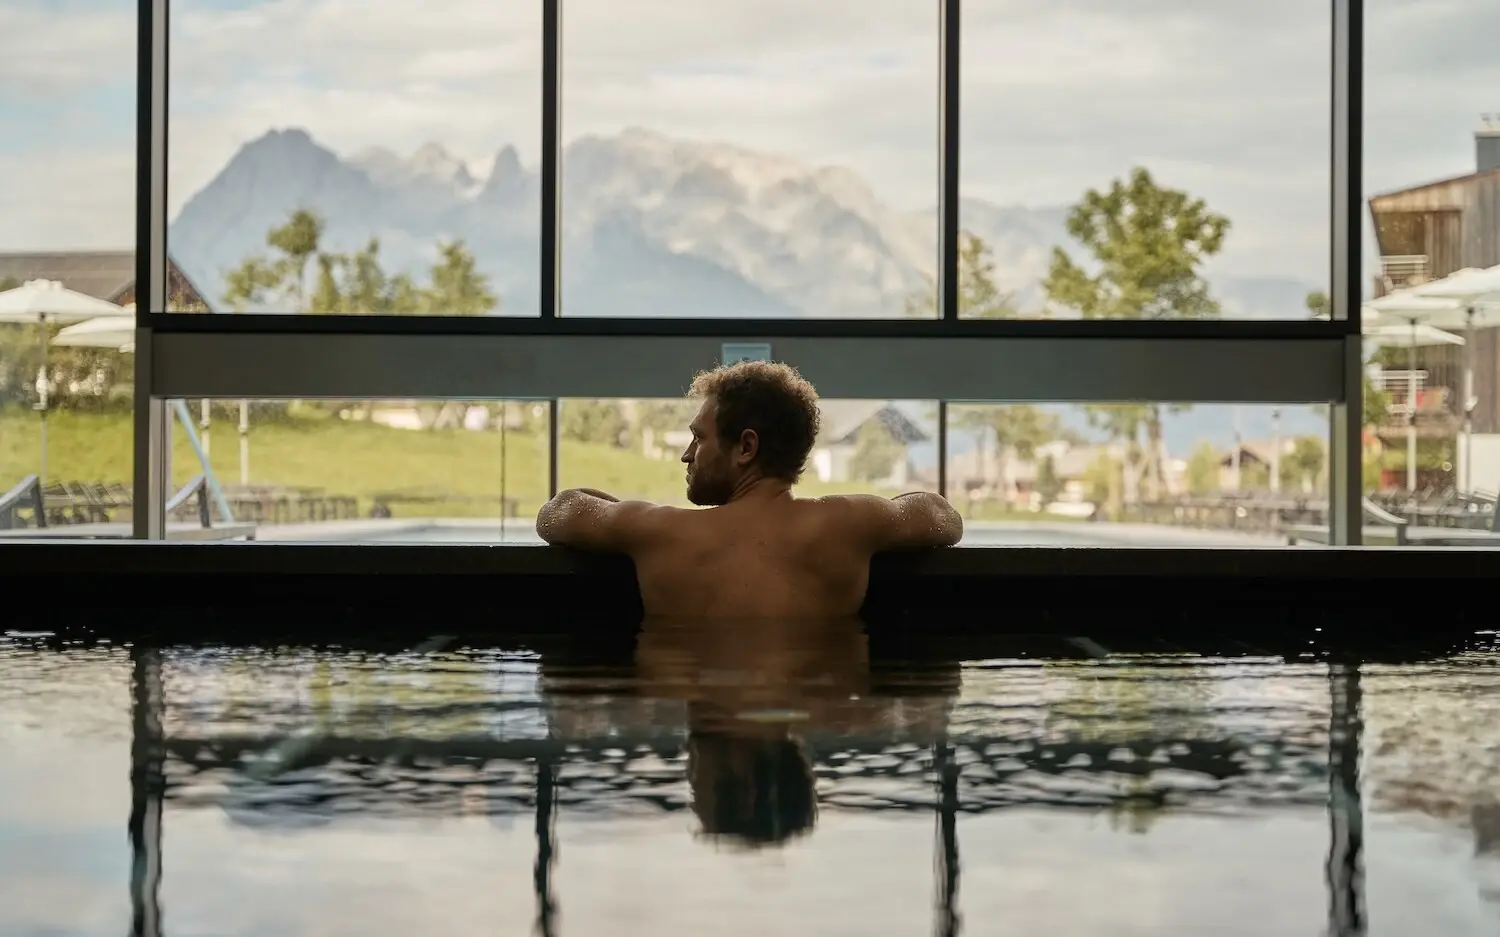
[
  {"left": 1362, "top": 322, "right": 1465, "bottom": 348},
  {"left": 0, "top": 280, "right": 130, "bottom": 483},
  {"left": 54, "top": 314, "right": 135, "bottom": 352},
  {"left": 1357, "top": 294, "right": 1473, "bottom": 491},
  {"left": 1359, "top": 317, "right": 1466, "bottom": 492},
  {"left": 1415, "top": 266, "right": 1500, "bottom": 492}
]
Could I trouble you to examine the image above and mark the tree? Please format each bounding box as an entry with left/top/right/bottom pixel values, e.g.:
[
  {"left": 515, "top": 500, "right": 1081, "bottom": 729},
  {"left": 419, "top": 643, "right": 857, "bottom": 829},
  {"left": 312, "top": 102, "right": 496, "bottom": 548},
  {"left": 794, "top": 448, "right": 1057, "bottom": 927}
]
[
  {"left": 1035, "top": 453, "right": 1062, "bottom": 506},
  {"left": 1043, "top": 168, "right": 1231, "bottom": 501},
  {"left": 426, "top": 239, "right": 497, "bottom": 316},
  {"left": 849, "top": 420, "right": 904, "bottom": 483},
  {"left": 221, "top": 210, "right": 500, "bottom": 427},
  {"left": 638, "top": 399, "right": 698, "bottom": 435},
  {"left": 1281, "top": 436, "right": 1326, "bottom": 493},
  {"left": 948, "top": 404, "right": 1064, "bottom": 499},
  {"left": 223, "top": 211, "right": 498, "bottom": 318},
  {"left": 1186, "top": 441, "right": 1222, "bottom": 495},
  {"left": 1305, "top": 290, "right": 1329, "bottom": 319},
  {"left": 562, "top": 400, "right": 628, "bottom": 447},
  {"left": 904, "top": 232, "right": 1019, "bottom": 319}
]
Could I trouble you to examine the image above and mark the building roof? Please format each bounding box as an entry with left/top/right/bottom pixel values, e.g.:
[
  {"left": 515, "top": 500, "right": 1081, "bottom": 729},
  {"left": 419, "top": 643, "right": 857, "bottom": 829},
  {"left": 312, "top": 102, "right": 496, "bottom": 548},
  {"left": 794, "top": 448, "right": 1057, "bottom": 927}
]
[
  {"left": 0, "top": 250, "right": 137, "bottom": 300},
  {"left": 0, "top": 250, "right": 210, "bottom": 308},
  {"left": 819, "top": 401, "right": 931, "bottom": 446},
  {"left": 1368, "top": 167, "right": 1500, "bottom": 210}
]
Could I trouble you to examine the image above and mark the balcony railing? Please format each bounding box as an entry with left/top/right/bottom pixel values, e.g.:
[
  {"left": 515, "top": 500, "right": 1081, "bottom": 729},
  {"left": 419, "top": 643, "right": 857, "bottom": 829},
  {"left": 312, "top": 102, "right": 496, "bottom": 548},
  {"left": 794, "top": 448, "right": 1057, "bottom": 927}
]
[{"left": 1374, "top": 255, "right": 1430, "bottom": 298}]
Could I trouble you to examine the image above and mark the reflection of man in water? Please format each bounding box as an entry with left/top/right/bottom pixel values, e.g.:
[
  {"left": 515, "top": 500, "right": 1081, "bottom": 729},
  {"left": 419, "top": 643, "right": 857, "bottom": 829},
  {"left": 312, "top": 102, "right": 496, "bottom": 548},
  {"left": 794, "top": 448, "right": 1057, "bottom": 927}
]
[
  {"left": 535, "top": 361, "right": 963, "bottom": 618},
  {"left": 636, "top": 616, "right": 872, "bottom": 847},
  {"left": 685, "top": 715, "right": 818, "bottom": 846}
]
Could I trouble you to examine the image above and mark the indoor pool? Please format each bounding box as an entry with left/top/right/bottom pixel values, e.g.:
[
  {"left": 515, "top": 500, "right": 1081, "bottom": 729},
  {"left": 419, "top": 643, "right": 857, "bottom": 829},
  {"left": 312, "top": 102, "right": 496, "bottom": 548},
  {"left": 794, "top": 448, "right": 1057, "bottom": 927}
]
[{"left": 3, "top": 624, "right": 1498, "bottom": 936}]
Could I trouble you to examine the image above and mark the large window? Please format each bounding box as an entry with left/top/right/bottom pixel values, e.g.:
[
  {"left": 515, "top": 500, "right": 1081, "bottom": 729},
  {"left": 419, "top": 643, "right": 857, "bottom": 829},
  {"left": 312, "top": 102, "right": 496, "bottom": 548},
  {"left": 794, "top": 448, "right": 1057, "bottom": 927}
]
[
  {"left": 960, "top": 0, "right": 1331, "bottom": 322},
  {"left": 0, "top": 0, "right": 137, "bottom": 538},
  {"left": 561, "top": 1, "right": 939, "bottom": 319},
  {"left": 8, "top": 0, "right": 1391, "bottom": 546},
  {"left": 165, "top": 0, "right": 543, "bottom": 317}
]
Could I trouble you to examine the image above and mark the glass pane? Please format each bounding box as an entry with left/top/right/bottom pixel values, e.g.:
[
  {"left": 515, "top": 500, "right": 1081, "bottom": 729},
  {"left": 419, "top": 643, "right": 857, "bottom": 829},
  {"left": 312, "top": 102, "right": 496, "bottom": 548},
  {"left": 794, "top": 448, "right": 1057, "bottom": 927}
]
[
  {"left": 556, "top": 397, "right": 939, "bottom": 503},
  {"left": 0, "top": 0, "right": 136, "bottom": 540},
  {"left": 166, "top": 1, "right": 542, "bottom": 316},
  {"left": 560, "top": 1, "right": 938, "bottom": 318},
  {"left": 164, "top": 398, "right": 547, "bottom": 542},
  {"left": 944, "top": 402, "right": 1332, "bottom": 546},
  {"left": 960, "top": 1, "right": 1330, "bottom": 320},
  {"left": 1363, "top": 0, "right": 1500, "bottom": 539}
]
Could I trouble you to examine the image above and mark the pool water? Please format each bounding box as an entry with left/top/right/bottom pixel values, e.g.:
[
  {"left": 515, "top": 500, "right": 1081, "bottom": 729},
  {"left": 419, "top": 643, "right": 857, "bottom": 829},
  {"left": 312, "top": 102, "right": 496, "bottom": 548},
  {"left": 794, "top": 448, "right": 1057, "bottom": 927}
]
[{"left": 3, "top": 625, "right": 1498, "bottom": 936}]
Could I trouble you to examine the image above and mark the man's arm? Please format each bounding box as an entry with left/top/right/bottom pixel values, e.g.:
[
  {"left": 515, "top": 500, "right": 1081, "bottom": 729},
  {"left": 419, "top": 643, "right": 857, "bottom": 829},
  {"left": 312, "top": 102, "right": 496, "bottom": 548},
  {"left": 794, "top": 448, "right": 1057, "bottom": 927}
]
[
  {"left": 535, "top": 488, "right": 660, "bottom": 552},
  {"left": 829, "top": 492, "right": 964, "bottom": 552}
]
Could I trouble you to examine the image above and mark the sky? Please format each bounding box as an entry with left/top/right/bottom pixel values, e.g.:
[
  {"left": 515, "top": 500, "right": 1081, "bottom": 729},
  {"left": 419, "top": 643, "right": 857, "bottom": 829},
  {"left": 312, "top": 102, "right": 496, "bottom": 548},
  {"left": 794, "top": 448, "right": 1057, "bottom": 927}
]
[{"left": 0, "top": 0, "right": 1497, "bottom": 285}]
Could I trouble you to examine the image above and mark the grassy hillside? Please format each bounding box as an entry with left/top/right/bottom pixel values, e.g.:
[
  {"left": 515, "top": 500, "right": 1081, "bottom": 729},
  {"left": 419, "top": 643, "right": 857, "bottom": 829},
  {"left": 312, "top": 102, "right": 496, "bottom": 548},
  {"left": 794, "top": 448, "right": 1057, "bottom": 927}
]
[{"left": 0, "top": 407, "right": 899, "bottom": 518}]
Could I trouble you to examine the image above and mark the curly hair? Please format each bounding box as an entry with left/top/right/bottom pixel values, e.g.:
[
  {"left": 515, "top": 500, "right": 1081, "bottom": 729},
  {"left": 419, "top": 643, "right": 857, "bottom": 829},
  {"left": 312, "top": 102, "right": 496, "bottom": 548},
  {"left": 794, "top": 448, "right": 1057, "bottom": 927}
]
[{"left": 689, "top": 360, "right": 821, "bottom": 483}]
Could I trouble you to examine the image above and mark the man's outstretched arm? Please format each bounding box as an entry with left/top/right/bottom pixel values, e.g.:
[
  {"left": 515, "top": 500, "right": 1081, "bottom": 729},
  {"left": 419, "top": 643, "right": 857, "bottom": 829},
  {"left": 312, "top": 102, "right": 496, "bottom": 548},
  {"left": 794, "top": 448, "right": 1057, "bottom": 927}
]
[
  {"left": 535, "top": 488, "right": 660, "bottom": 552},
  {"left": 830, "top": 491, "right": 964, "bottom": 552}
]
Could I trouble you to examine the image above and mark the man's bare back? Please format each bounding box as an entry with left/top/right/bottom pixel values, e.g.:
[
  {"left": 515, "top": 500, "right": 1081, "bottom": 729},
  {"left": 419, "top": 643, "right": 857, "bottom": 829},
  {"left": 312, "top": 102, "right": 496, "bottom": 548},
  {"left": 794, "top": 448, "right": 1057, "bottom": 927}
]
[
  {"left": 604, "top": 490, "right": 956, "bottom": 616},
  {"left": 535, "top": 362, "right": 963, "bottom": 617}
]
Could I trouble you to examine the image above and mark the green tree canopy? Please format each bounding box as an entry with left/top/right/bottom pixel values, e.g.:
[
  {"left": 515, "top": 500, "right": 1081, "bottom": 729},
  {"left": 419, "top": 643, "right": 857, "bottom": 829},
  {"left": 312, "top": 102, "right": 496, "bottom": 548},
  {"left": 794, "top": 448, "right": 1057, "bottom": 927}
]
[
  {"left": 224, "top": 210, "right": 499, "bottom": 317},
  {"left": 1034, "top": 453, "right": 1063, "bottom": 505},
  {"left": 1185, "top": 441, "right": 1222, "bottom": 495},
  {"left": 562, "top": 400, "right": 629, "bottom": 447},
  {"left": 1042, "top": 169, "right": 1231, "bottom": 501},
  {"left": 904, "top": 231, "right": 1019, "bottom": 319},
  {"left": 849, "top": 420, "right": 904, "bottom": 483},
  {"left": 1281, "top": 436, "right": 1326, "bottom": 492}
]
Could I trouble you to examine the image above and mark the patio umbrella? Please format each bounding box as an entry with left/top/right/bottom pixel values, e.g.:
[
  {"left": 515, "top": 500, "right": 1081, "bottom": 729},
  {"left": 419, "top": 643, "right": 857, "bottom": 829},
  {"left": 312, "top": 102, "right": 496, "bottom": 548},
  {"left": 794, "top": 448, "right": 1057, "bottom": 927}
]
[
  {"left": 1415, "top": 266, "right": 1500, "bottom": 491},
  {"left": 1357, "top": 311, "right": 1467, "bottom": 492},
  {"left": 0, "top": 279, "right": 130, "bottom": 483},
  {"left": 54, "top": 314, "right": 135, "bottom": 353}
]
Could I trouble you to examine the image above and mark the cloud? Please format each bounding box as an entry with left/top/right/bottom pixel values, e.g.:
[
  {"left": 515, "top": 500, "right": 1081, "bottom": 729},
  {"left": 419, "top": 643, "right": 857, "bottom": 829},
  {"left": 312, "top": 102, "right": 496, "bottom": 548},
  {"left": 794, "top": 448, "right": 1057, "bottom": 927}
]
[{"left": 1, "top": 0, "right": 1497, "bottom": 284}]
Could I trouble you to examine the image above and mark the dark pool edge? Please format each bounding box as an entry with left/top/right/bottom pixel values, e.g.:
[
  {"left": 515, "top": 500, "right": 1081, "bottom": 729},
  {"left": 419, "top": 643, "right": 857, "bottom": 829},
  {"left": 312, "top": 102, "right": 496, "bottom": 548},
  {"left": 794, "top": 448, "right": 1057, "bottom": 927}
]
[{"left": 1, "top": 539, "right": 1499, "bottom": 578}]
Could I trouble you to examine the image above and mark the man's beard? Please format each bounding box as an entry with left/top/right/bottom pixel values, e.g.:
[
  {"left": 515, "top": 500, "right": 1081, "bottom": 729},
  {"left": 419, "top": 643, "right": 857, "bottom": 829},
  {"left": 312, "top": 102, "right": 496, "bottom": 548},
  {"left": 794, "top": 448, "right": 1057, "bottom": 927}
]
[{"left": 687, "top": 470, "right": 732, "bottom": 506}]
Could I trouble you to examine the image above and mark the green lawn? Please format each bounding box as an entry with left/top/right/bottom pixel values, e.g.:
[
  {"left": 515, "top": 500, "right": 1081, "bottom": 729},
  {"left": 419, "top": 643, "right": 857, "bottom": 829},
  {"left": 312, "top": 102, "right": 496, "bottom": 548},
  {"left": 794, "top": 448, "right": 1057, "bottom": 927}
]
[{"left": 0, "top": 407, "right": 904, "bottom": 519}]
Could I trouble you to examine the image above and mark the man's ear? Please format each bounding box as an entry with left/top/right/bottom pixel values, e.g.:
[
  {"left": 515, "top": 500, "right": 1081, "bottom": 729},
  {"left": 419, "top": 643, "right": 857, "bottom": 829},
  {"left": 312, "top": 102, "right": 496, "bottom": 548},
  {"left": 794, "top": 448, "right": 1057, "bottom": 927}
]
[{"left": 735, "top": 429, "right": 761, "bottom": 466}]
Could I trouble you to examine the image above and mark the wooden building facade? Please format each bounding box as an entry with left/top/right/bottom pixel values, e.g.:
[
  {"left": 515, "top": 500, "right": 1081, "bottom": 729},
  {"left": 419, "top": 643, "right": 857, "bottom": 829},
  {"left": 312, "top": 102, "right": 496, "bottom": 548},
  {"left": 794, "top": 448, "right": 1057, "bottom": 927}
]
[{"left": 1368, "top": 123, "right": 1500, "bottom": 435}]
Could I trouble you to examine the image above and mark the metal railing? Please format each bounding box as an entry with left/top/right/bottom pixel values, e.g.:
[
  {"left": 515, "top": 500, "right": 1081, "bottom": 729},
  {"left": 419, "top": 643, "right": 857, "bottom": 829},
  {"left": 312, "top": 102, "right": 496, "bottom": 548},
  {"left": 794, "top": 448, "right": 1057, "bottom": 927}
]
[
  {"left": 0, "top": 475, "right": 45, "bottom": 530},
  {"left": 165, "top": 475, "right": 213, "bottom": 529}
]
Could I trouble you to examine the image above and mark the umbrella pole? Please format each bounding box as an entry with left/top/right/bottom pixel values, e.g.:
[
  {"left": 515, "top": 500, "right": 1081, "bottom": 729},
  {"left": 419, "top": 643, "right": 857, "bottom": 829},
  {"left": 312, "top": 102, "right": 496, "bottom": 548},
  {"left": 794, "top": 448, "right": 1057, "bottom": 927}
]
[
  {"left": 238, "top": 400, "right": 250, "bottom": 486},
  {"left": 1464, "top": 306, "right": 1476, "bottom": 495},
  {"left": 36, "top": 314, "right": 49, "bottom": 487},
  {"left": 1407, "top": 321, "right": 1417, "bottom": 493}
]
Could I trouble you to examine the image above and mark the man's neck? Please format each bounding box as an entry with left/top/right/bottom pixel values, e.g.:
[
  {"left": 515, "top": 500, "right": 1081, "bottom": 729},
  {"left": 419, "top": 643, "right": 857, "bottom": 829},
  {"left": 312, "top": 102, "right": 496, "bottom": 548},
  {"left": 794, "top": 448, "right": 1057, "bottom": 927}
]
[{"left": 725, "top": 475, "right": 792, "bottom": 504}]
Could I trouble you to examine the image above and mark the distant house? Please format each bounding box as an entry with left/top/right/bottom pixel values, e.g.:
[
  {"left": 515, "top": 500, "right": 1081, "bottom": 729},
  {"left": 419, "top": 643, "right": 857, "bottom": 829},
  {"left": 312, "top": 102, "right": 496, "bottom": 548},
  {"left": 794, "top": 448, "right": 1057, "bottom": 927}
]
[
  {"left": 812, "top": 401, "right": 930, "bottom": 486},
  {"left": 0, "top": 250, "right": 213, "bottom": 311},
  {"left": 1217, "top": 438, "right": 1314, "bottom": 492}
]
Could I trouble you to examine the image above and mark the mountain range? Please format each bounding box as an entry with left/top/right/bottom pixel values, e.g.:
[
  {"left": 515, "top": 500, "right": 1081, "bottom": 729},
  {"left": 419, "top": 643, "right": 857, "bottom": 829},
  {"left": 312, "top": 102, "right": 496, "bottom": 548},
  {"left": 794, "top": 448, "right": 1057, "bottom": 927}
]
[
  {"left": 166, "top": 127, "right": 1326, "bottom": 447},
  {"left": 168, "top": 127, "right": 1317, "bottom": 321}
]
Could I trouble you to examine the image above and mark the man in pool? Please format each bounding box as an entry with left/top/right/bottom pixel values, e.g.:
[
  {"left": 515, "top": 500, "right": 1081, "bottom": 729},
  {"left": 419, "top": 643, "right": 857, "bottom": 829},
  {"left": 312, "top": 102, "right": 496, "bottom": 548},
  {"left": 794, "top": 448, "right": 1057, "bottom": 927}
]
[{"left": 535, "top": 360, "right": 963, "bottom": 617}]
